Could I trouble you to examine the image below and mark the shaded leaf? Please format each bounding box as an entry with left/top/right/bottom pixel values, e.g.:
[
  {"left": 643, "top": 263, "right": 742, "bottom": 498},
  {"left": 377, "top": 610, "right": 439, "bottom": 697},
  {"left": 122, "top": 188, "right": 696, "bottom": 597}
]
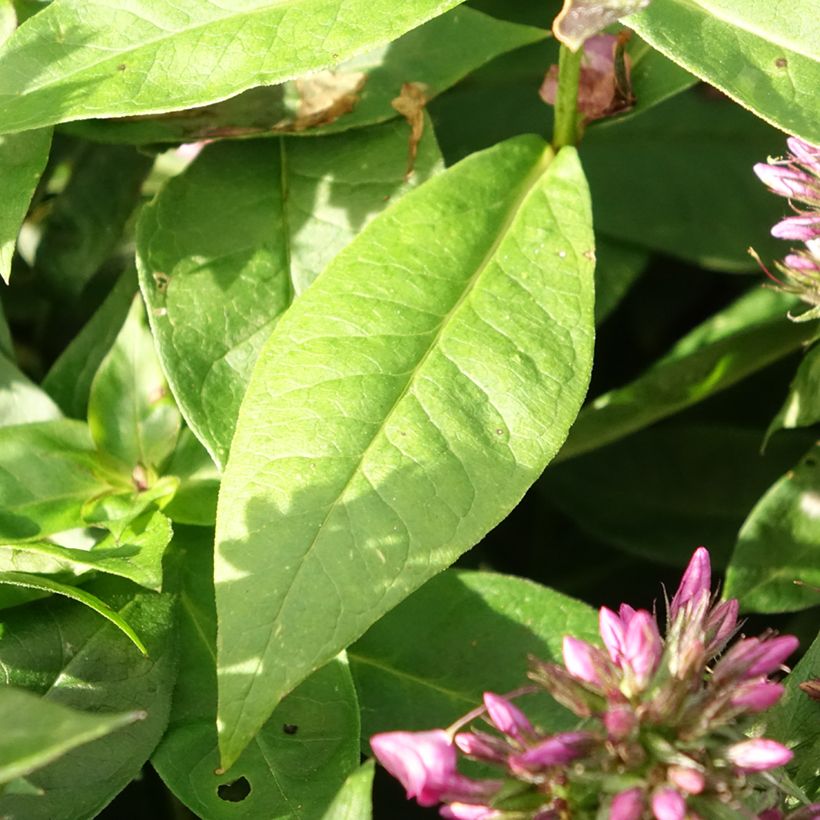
[
  {"left": 0, "top": 579, "right": 176, "bottom": 819},
  {"left": 0, "top": 685, "right": 143, "bottom": 785},
  {"left": 138, "top": 119, "right": 441, "bottom": 467},
  {"left": 215, "top": 138, "right": 595, "bottom": 767},
  {"left": 320, "top": 761, "right": 374, "bottom": 820},
  {"left": 725, "top": 444, "right": 820, "bottom": 613},
  {"left": 152, "top": 528, "right": 360, "bottom": 820},
  {"left": 559, "top": 288, "right": 819, "bottom": 461},
  {"left": 626, "top": 0, "right": 820, "bottom": 144},
  {"left": 42, "top": 269, "right": 137, "bottom": 418},
  {"left": 0, "top": 0, "right": 470, "bottom": 134},
  {"left": 88, "top": 296, "right": 181, "bottom": 474},
  {"left": 0, "top": 128, "right": 51, "bottom": 283},
  {"left": 593, "top": 236, "right": 648, "bottom": 324},
  {"left": 350, "top": 570, "right": 597, "bottom": 741}
]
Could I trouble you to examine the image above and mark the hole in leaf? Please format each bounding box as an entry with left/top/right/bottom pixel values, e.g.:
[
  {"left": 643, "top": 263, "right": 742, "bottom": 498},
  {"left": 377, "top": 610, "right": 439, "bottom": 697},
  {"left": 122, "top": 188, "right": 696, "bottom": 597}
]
[{"left": 217, "top": 777, "right": 251, "bottom": 802}]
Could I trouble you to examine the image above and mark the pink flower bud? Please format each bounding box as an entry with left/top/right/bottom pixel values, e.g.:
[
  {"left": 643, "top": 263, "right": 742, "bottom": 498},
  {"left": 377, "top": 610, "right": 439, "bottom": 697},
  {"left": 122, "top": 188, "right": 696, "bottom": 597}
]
[
  {"left": 604, "top": 705, "right": 637, "bottom": 739},
  {"left": 727, "top": 739, "right": 793, "bottom": 772},
  {"left": 747, "top": 636, "right": 799, "bottom": 676},
  {"left": 705, "top": 598, "right": 739, "bottom": 651},
  {"left": 730, "top": 680, "right": 785, "bottom": 712},
  {"left": 771, "top": 214, "right": 820, "bottom": 241},
  {"left": 440, "top": 804, "right": 500, "bottom": 820},
  {"left": 714, "top": 636, "right": 798, "bottom": 683},
  {"left": 563, "top": 636, "right": 608, "bottom": 687},
  {"left": 483, "top": 692, "right": 532, "bottom": 739},
  {"left": 454, "top": 731, "right": 507, "bottom": 764},
  {"left": 787, "top": 137, "right": 820, "bottom": 169},
  {"left": 651, "top": 788, "right": 687, "bottom": 820},
  {"left": 509, "top": 731, "right": 593, "bottom": 771},
  {"left": 667, "top": 766, "right": 705, "bottom": 794},
  {"left": 619, "top": 603, "right": 637, "bottom": 624},
  {"left": 623, "top": 610, "right": 663, "bottom": 688},
  {"left": 784, "top": 252, "right": 820, "bottom": 272},
  {"left": 611, "top": 788, "right": 645, "bottom": 820},
  {"left": 754, "top": 163, "right": 819, "bottom": 200},
  {"left": 600, "top": 606, "right": 627, "bottom": 665},
  {"left": 670, "top": 547, "right": 711, "bottom": 618}
]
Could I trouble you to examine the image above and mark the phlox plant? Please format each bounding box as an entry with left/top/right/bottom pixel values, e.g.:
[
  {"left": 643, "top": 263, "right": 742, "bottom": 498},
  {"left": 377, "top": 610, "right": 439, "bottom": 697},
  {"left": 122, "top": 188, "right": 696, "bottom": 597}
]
[{"left": 0, "top": 0, "right": 817, "bottom": 819}]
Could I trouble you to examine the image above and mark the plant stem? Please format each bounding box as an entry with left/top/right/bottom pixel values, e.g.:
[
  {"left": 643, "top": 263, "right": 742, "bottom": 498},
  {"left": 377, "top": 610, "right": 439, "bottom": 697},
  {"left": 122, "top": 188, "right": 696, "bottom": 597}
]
[{"left": 552, "top": 43, "right": 583, "bottom": 149}]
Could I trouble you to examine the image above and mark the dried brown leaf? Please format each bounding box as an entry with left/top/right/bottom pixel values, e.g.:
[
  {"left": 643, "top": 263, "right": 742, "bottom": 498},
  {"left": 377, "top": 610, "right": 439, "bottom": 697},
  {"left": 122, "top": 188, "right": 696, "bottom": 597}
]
[{"left": 390, "top": 82, "right": 429, "bottom": 180}]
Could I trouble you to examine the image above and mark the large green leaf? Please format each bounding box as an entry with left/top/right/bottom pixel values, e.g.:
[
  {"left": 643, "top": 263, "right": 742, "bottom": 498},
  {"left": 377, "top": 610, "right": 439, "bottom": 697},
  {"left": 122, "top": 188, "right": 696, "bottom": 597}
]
[
  {"left": 88, "top": 296, "right": 181, "bottom": 474},
  {"left": 0, "top": 128, "right": 51, "bottom": 283},
  {"left": 0, "top": 685, "right": 142, "bottom": 785},
  {"left": 42, "top": 269, "right": 137, "bottom": 418},
  {"left": 215, "top": 138, "right": 595, "bottom": 767},
  {"left": 0, "top": 0, "right": 467, "bottom": 134},
  {"left": 138, "top": 119, "right": 441, "bottom": 467},
  {"left": 0, "top": 353, "right": 61, "bottom": 427},
  {"left": 725, "top": 444, "right": 820, "bottom": 613},
  {"left": 581, "top": 89, "right": 786, "bottom": 271},
  {"left": 350, "top": 570, "right": 597, "bottom": 741},
  {"left": 68, "top": 8, "right": 545, "bottom": 145},
  {"left": 152, "top": 528, "right": 360, "bottom": 820},
  {"left": 543, "top": 425, "right": 815, "bottom": 567},
  {"left": 626, "top": 0, "right": 820, "bottom": 144},
  {"left": 34, "top": 145, "right": 153, "bottom": 299},
  {"left": 0, "top": 420, "right": 110, "bottom": 540},
  {"left": 559, "top": 289, "right": 819, "bottom": 461},
  {"left": 0, "top": 579, "right": 176, "bottom": 819},
  {"left": 765, "top": 633, "right": 820, "bottom": 800},
  {"left": 766, "top": 342, "right": 820, "bottom": 442}
]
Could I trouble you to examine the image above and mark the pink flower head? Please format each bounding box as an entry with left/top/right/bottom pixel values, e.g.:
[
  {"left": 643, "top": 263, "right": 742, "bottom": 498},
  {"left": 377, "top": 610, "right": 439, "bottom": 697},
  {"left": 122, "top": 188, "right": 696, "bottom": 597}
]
[
  {"left": 651, "top": 788, "right": 687, "bottom": 820},
  {"left": 563, "top": 636, "right": 608, "bottom": 687},
  {"left": 622, "top": 610, "right": 663, "bottom": 688},
  {"left": 509, "top": 731, "right": 593, "bottom": 771},
  {"left": 483, "top": 692, "right": 533, "bottom": 740},
  {"left": 611, "top": 788, "right": 645, "bottom": 820},
  {"left": 670, "top": 547, "right": 711, "bottom": 618},
  {"left": 726, "top": 739, "right": 793, "bottom": 772},
  {"left": 771, "top": 214, "right": 820, "bottom": 241}
]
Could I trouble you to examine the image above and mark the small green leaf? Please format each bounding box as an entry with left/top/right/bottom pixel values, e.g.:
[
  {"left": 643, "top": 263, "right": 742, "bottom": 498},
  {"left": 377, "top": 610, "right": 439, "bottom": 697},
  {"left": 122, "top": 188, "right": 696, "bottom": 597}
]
[
  {"left": 320, "top": 761, "right": 375, "bottom": 820},
  {"left": 766, "top": 342, "right": 820, "bottom": 442},
  {"left": 138, "top": 120, "right": 441, "bottom": 466},
  {"left": 0, "top": 0, "right": 467, "bottom": 134},
  {"left": 88, "top": 296, "right": 181, "bottom": 474},
  {"left": 215, "top": 138, "right": 595, "bottom": 767},
  {"left": 725, "top": 444, "right": 820, "bottom": 613},
  {"left": 68, "top": 8, "right": 545, "bottom": 145},
  {"left": 0, "top": 420, "right": 110, "bottom": 540},
  {"left": 0, "top": 579, "right": 176, "bottom": 819},
  {"left": 559, "top": 288, "right": 819, "bottom": 461},
  {"left": 626, "top": 0, "right": 820, "bottom": 144},
  {"left": 0, "top": 685, "right": 143, "bottom": 785},
  {"left": 152, "top": 528, "right": 360, "bottom": 820},
  {"left": 42, "top": 269, "right": 137, "bottom": 419},
  {"left": 0, "top": 128, "right": 51, "bottom": 283},
  {"left": 0, "top": 353, "right": 62, "bottom": 427},
  {"left": 350, "top": 570, "right": 597, "bottom": 740},
  {"left": 0, "top": 571, "right": 148, "bottom": 653},
  {"left": 34, "top": 145, "right": 153, "bottom": 299}
]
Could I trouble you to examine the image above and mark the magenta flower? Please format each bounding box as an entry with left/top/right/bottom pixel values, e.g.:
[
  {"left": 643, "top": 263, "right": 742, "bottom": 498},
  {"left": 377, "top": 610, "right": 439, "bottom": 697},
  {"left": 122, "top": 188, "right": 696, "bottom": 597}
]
[
  {"left": 771, "top": 214, "right": 820, "bottom": 241},
  {"left": 669, "top": 545, "right": 711, "bottom": 617},
  {"left": 483, "top": 692, "right": 533, "bottom": 740},
  {"left": 727, "top": 739, "right": 794, "bottom": 772},
  {"left": 652, "top": 788, "right": 687, "bottom": 820},
  {"left": 509, "top": 731, "right": 594, "bottom": 771},
  {"left": 562, "top": 636, "right": 609, "bottom": 687},
  {"left": 610, "top": 787, "right": 645, "bottom": 820}
]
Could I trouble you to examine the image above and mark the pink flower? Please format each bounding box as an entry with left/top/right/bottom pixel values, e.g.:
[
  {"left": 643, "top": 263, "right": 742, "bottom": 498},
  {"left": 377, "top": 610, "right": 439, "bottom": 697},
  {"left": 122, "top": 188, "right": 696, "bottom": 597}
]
[
  {"left": 440, "top": 804, "right": 499, "bottom": 820},
  {"left": 611, "top": 788, "right": 645, "bottom": 820},
  {"left": 652, "top": 788, "right": 687, "bottom": 820},
  {"left": 730, "top": 680, "right": 785, "bottom": 712},
  {"left": 562, "top": 636, "right": 608, "bottom": 687},
  {"left": 604, "top": 704, "right": 637, "bottom": 739},
  {"left": 771, "top": 214, "right": 820, "bottom": 241},
  {"left": 787, "top": 137, "right": 820, "bottom": 167},
  {"left": 667, "top": 765, "right": 705, "bottom": 794},
  {"left": 455, "top": 732, "right": 507, "bottom": 764},
  {"left": 714, "top": 635, "right": 799, "bottom": 683},
  {"left": 622, "top": 610, "right": 663, "bottom": 688},
  {"left": 600, "top": 606, "right": 627, "bottom": 665},
  {"left": 509, "top": 732, "right": 594, "bottom": 771},
  {"left": 753, "top": 163, "right": 819, "bottom": 200},
  {"left": 705, "top": 598, "right": 739, "bottom": 654},
  {"left": 483, "top": 692, "right": 533, "bottom": 739},
  {"left": 670, "top": 546, "right": 711, "bottom": 618},
  {"left": 727, "top": 739, "right": 793, "bottom": 772}
]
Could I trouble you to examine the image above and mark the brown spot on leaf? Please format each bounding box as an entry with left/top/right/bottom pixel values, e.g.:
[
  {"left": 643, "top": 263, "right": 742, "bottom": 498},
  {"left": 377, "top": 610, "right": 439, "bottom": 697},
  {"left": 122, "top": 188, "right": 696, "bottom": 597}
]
[
  {"left": 799, "top": 679, "right": 820, "bottom": 701},
  {"left": 153, "top": 271, "right": 169, "bottom": 293},
  {"left": 273, "top": 70, "right": 366, "bottom": 132},
  {"left": 391, "top": 82, "right": 429, "bottom": 180},
  {"left": 775, "top": 57, "right": 788, "bottom": 68},
  {"left": 117, "top": 63, "right": 127, "bottom": 71}
]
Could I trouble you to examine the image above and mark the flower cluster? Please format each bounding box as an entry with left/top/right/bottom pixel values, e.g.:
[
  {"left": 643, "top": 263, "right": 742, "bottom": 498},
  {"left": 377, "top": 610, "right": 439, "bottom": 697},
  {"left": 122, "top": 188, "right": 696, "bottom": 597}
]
[
  {"left": 753, "top": 138, "right": 820, "bottom": 321},
  {"left": 371, "top": 548, "right": 813, "bottom": 819}
]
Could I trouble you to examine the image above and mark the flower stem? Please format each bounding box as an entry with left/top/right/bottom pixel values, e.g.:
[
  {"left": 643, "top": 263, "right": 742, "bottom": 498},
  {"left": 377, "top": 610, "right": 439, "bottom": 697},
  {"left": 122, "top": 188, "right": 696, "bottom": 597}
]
[{"left": 552, "top": 44, "right": 583, "bottom": 149}]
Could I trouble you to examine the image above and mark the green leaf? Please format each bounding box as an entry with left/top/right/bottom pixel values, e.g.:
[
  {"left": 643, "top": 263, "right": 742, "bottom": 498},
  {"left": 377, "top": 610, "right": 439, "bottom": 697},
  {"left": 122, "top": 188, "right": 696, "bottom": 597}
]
[
  {"left": 0, "top": 353, "right": 62, "bottom": 427},
  {"left": 138, "top": 119, "right": 441, "bottom": 467},
  {"left": 626, "top": 0, "right": 820, "bottom": 144},
  {"left": 88, "top": 295, "right": 181, "bottom": 474},
  {"left": 765, "top": 632, "right": 820, "bottom": 800},
  {"left": 593, "top": 236, "right": 648, "bottom": 324},
  {"left": 162, "top": 429, "right": 220, "bottom": 526},
  {"left": 0, "top": 509, "right": 173, "bottom": 591},
  {"left": 42, "top": 269, "right": 137, "bottom": 418},
  {"left": 559, "top": 288, "right": 819, "bottom": 461},
  {"left": 582, "top": 89, "right": 786, "bottom": 271},
  {"left": 766, "top": 342, "right": 820, "bottom": 442},
  {"left": 152, "top": 528, "right": 360, "bottom": 820},
  {"left": 725, "top": 444, "right": 820, "bottom": 613},
  {"left": 0, "top": 1, "right": 14, "bottom": 43},
  {"left": 0, "top": 571, "right": 148, "bottom": 653},
  {"left": 0, "top": 579, "right": 176, "bottom": 819},
  {"left": 543, "top": 425, "right": 816, "bottom": 567},
  {"left": 350, "top": 570, "right": 597, "bottom": 740},
  {"left": 0, "top": 685, "right": 143, "bottom": 785},
  {"left": 0, "top": 0, "right": 469, "bottom": 134},
  {"left": 68, "top": 8, "right": 545, "bottom": 145},
  {"left": 34, "top": 145, "right": 153, "bottom": 299},
  {"left": 320, "top": 761, "right": 374, "bottom": 820},
  {"left": 0, "top": 128, "right": 51, "bottom": 283},
  {"left": 0, "top": 420, "right": 110, "bottom": 540},
  {"left": 215, "top": 138, "right": 595, "bottom": 767}
]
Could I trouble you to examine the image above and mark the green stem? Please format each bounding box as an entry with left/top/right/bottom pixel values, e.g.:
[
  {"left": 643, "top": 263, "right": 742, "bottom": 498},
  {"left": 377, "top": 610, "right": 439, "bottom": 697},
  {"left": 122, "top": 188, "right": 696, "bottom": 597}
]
[{"left": 552, "top": 43, "right": 583, "bottom": 150}]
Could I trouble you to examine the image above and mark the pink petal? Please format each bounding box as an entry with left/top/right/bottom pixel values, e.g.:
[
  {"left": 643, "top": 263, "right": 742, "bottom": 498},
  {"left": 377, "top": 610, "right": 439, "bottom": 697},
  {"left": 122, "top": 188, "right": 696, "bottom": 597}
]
[
  {"left": 771, "top": 214, "right": 820, "bottom": 241},
  {"left": 600, "top": 606, "right": 627, "bottom": 665},
  {"left": 670, "top": 547, "right": 711, "bottom": 618},
  {"left": 727, "top": 739, "right": 793, "bottom": 772},
  {"left": 563, "top": 636, "right": 606, "bottom": 686},
  {"left": 623, "top": 610, "right": 663, "bottom": 687}
]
